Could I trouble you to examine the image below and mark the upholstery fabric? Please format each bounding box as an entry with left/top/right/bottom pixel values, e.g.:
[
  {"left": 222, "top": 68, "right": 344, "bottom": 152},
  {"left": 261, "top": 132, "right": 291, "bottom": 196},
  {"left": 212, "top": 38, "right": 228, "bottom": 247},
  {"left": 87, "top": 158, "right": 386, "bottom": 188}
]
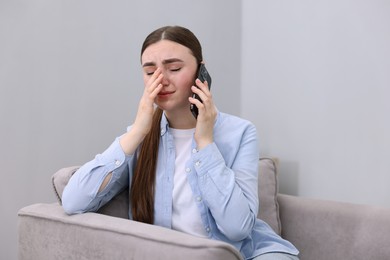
[
  {"left": 257, "top": 158, "right": 281, "bottom": 234},
  {"left": 278, "top": 194, "right": 390, "bottom": 260},
  {"left": 18, "top": 203, "right": 242, "bottom": 260}
]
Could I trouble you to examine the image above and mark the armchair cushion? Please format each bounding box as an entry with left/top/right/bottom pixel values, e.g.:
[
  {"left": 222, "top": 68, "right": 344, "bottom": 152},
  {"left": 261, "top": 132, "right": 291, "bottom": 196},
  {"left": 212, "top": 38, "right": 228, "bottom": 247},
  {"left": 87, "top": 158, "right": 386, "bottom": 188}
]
[
  {"left": 52, "top": 158, "right": 281, "bottom": 234},
  {"left": 258, "top": 158, "right": 281, "bottom": 234},
  {"left": 52, "top": 166, "right": 79, "bottom": 205}
]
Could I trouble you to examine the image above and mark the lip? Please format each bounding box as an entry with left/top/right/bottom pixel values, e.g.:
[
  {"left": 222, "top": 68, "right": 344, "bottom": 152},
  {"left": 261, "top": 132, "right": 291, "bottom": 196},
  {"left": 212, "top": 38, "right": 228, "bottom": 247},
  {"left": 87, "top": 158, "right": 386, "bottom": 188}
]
[{"left": 158, "top": 91, "right": 175, "bottom": 97}]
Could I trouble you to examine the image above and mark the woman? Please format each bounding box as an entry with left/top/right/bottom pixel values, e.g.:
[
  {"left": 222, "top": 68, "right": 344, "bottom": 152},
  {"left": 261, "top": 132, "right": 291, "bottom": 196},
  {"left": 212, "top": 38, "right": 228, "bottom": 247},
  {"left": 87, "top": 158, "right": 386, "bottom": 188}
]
[{"left": 62, "top": 25, "right": 299, "bottom": 260}]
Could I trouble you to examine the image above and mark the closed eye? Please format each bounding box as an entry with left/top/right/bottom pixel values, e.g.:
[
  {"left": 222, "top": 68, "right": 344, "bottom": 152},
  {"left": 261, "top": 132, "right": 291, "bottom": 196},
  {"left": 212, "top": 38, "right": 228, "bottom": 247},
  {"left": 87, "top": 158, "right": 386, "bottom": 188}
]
[{"left": 144, "top": 67, "right": 181, "bottom": 76}]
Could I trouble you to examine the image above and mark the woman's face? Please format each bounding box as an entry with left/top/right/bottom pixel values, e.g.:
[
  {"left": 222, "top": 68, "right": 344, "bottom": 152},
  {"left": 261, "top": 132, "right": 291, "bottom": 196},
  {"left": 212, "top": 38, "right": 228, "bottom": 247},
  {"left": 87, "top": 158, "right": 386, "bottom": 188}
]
[{"left": 141, "top": 40, "right": 198, "bottom": 113}]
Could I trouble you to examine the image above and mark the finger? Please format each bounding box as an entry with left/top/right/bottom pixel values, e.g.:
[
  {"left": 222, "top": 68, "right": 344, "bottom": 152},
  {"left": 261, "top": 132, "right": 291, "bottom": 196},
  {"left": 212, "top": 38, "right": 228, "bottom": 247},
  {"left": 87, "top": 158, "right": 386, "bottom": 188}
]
[
  {"left": 144, "top": 83, "right": 163, "bottom": 104},
  {"left": 146, "top": 74, "right": 164, "bottom": 94},
  {"left": 151, "top": 67, "right": 162, "bottom": 80},
  {"left": 151, "top": 83, "right": 163, "bottom": 96},
  {"left": 191, "top": 85, "right": 210, "bottom": 104},
  {"left": 146, "top": 68, "right": 163, "bottom": 88},
  {"left": 195, "top": 79, "right": 210, "bottom": 94},
  {"left": 189, "top": 96, "right": 205, "bottom": 113}
]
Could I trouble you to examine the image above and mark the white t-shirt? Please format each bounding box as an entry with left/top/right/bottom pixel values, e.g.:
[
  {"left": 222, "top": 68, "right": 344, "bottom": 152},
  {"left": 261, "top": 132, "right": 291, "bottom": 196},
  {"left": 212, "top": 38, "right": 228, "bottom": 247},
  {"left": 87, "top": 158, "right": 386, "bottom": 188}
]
[{"left": 170, "top": 128, "right": 208, "bottom": 238}]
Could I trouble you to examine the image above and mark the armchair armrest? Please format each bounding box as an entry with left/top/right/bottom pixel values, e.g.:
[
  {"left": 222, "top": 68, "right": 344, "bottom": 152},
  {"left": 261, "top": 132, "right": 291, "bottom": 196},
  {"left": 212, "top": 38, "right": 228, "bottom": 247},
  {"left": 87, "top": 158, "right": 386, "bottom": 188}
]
[
  {"left": 278, "top": 194, "right": 390, "bottom": 260},
  {"left": 18, "top": 203, "right": 242, "bottom": 260}
]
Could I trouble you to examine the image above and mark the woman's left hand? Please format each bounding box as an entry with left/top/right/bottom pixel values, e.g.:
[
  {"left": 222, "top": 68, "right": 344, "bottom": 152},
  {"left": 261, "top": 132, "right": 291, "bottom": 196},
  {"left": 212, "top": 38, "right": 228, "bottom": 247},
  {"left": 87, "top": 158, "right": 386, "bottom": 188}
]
[{"left": 189, "top": 79, "right": 217, "bottom": 150}]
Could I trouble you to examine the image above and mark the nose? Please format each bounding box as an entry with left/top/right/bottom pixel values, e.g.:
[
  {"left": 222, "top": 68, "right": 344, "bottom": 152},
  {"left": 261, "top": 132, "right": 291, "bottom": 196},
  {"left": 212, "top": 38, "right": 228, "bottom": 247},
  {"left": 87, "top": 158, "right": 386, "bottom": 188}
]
[{"left": 160, "top": 69, "right": 170, "bottom": 86}]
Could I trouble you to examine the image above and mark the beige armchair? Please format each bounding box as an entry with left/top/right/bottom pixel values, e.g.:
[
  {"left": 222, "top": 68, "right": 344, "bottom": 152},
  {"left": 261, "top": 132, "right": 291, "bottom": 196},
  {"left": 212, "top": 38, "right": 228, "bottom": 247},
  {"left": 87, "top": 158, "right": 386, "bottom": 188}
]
[{"left": 18, "top": 158, "right": 390, "bottom": 260}]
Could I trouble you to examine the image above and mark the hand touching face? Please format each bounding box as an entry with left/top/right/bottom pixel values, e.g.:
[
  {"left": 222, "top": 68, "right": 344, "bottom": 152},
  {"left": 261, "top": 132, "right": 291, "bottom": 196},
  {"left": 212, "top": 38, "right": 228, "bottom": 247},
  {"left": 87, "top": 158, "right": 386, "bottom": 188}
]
[{"left": 141, "top": 40, "right": 198, "bottom": 114}]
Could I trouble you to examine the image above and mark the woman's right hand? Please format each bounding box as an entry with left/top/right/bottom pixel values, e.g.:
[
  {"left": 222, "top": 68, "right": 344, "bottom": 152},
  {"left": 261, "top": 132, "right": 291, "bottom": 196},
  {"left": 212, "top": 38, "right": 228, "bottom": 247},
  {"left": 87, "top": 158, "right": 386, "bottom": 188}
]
[
  {"left": 133, "top": 68, "right": 164, "bottom": 136},
  {"left": 119, "top": 68, "right": 164, "bottom": 155}
]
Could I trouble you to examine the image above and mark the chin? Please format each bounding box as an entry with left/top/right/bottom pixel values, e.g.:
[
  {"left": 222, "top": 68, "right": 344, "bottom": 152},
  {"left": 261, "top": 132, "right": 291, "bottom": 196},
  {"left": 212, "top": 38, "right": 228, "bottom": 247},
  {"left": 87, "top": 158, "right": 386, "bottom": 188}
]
[{"left": 154, "top": 102, "right": 172, "bottom": 112}]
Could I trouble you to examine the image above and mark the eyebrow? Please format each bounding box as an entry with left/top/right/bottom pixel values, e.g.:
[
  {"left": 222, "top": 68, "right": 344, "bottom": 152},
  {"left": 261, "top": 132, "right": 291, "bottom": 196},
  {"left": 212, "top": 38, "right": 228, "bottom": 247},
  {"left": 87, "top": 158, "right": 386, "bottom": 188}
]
[{"left": 142, "top": 58, "right": 184, "bottom": 67}]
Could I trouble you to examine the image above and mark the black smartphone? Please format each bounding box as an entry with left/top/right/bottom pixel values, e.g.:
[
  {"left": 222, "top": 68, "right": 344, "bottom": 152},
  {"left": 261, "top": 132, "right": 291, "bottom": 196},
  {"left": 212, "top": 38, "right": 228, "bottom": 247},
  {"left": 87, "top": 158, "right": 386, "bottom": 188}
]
[{"left": 190, "top": 64, "right": 212, "bottom": 119}]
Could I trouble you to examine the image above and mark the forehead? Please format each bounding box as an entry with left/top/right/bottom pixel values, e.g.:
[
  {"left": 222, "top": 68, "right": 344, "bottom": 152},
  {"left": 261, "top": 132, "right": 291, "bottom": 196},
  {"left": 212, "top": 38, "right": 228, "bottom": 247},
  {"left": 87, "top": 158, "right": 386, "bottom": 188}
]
[{"left": 141, "top": 40, "right": 195, "bottom": 64}]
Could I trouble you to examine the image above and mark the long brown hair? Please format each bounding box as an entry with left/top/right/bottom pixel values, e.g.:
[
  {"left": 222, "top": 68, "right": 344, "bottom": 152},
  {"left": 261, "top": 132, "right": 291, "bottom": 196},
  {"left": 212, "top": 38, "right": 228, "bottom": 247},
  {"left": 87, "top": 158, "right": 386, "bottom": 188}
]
[{"left": 130, "top": 26, "right": 203, "bottom": 224}]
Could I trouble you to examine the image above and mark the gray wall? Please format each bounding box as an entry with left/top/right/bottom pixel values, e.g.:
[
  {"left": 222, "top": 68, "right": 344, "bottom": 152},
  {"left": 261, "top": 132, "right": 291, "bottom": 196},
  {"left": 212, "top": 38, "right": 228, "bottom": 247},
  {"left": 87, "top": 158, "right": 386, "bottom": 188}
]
[
  {"left": 241, "top": 0, "right": 390, "bottom": 206},
  {"left": 0, "top": 1, "right": 241, "bottom": 259}
]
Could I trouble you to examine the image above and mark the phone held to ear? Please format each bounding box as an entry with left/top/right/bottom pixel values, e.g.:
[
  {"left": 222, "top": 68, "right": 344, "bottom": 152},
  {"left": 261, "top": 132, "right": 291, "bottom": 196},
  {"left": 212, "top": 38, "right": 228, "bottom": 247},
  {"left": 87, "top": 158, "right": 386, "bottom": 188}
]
[{"left": 190, "top": 64, "right": 212, "bottom": 119}]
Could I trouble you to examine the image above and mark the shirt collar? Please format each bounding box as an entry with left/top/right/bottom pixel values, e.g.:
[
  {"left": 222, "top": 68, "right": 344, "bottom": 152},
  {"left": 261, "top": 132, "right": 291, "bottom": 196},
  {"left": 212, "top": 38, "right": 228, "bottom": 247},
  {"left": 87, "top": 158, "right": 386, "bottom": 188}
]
[{"left": 160, "top": 112, "right": 169, "bottom": 136}]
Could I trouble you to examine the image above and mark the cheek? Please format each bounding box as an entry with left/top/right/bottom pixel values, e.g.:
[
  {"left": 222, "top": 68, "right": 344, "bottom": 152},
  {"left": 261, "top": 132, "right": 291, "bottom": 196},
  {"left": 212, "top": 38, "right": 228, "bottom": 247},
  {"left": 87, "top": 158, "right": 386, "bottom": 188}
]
[
  {"left": 142, "top": 75, "right": 148, "bottom": 85},
  {"left": 177, "top": 77, "right": 195, "bottom": 97},
  {"left": 176, "top": 71, "right": 196, "bottom": 90},
  {"left": 183, "top": 76, "right": 195, "bottom": 88}
]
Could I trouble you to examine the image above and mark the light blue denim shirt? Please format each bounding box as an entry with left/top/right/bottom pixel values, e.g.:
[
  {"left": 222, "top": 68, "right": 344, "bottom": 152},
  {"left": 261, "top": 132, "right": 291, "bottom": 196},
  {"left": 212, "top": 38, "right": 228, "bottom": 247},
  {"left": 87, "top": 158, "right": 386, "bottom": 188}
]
[{"left": 62, "top": 112, "right": 299, "bottom": 259}]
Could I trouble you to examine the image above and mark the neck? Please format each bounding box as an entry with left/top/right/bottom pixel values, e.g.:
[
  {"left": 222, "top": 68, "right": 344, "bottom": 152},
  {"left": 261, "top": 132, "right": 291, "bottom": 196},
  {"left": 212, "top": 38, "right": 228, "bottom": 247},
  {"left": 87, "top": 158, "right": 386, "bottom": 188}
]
[{"left": 165, "top": 109, "right": 196, "bottom": 129}]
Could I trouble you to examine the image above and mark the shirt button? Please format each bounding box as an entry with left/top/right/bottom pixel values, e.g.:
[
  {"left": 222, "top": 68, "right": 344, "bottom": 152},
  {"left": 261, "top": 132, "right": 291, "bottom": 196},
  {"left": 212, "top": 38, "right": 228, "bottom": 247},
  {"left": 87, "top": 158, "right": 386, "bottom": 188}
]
[
  {"left": 195, "top": 161, "right": 200, "bottom": 167},
  {"left": 115, "top": 160, "right": 121, "bottom": 166},
  {"left": 192, "top": 148, "right": 198, "bottom": 154},
  {"left": 196, "top": 196, "right": 202, "bottom": 202},
  {"left": 206, "top": 227, "right": 210, "bottom": 232},
  {"left": 185, "top": 168, "right": 191, "bottom": 173}
]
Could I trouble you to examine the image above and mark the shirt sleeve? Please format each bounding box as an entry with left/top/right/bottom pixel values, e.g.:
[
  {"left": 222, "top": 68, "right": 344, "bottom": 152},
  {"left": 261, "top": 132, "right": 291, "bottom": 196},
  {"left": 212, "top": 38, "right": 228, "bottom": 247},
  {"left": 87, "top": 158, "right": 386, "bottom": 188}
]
[
  {"left": 62, "top": 137, "right": 133, "bottom": 214},
  {"left": 192, "top": 123, "right": 259, "bottom": 241}
]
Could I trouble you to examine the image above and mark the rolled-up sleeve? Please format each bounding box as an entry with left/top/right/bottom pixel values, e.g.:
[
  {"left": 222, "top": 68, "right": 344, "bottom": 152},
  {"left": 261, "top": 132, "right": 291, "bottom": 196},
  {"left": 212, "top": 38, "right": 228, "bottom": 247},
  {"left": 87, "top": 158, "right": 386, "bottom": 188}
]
[{"left": 62, "top": 137, "right": 132, "bottom": 214}]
